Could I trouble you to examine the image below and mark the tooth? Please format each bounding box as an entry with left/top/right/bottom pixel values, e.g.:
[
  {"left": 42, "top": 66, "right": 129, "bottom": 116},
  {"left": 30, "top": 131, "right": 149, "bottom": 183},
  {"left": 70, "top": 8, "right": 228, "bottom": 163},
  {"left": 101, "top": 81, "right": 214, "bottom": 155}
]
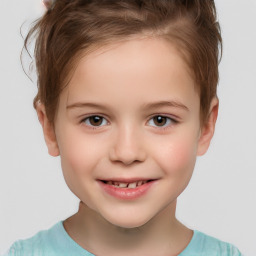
[
  {"left": 137, "top": 181, "right": 143, "bottom": 186},
  {"left": 119, "top": 183, "right": 128, "bottom": 188},
  {"left": 142, "top": 181, "right": 147, "bottom": 185},
  {"left": 128, "top": 182, "right": 137, "bottom": 189}
]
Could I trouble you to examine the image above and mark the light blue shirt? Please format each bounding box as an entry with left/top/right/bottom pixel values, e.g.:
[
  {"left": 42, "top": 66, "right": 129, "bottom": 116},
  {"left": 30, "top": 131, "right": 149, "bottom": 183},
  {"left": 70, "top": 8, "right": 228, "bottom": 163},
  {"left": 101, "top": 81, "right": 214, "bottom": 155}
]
[{"left": 5, "top": 221, "right": 242, "bottom": 256}]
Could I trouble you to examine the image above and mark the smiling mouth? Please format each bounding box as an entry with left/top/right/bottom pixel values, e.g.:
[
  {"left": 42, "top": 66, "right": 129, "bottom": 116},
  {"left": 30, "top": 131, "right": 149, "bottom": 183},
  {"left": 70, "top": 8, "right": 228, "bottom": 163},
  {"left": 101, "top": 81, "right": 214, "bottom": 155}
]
[{"left": 101, "top": 180, "right": 153, "bottom": 189}]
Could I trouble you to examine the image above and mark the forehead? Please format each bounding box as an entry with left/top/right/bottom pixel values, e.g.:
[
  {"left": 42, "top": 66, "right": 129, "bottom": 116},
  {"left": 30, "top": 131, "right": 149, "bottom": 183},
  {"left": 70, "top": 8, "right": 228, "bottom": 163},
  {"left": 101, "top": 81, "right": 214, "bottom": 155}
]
[{"left": 61, "top": 37, "right": 198, "bottom": 112}]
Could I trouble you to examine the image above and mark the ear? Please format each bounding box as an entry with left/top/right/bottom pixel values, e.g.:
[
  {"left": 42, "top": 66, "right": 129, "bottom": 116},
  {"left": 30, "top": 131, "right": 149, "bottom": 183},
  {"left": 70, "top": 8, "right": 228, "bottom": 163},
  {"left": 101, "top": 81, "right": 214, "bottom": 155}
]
[
  {"left": 197, "top": 97, "right": 219, "bottom": 156},
  {"left": 36, "top": 102, "right": 60, "bottom": 157}
]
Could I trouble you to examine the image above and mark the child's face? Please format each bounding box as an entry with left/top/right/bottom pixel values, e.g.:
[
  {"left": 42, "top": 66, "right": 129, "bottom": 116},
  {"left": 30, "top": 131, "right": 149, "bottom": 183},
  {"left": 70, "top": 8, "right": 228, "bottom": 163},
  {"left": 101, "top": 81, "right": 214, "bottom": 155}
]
[{"left": 40, "top": 38, "right": 217, "bottom": 228}]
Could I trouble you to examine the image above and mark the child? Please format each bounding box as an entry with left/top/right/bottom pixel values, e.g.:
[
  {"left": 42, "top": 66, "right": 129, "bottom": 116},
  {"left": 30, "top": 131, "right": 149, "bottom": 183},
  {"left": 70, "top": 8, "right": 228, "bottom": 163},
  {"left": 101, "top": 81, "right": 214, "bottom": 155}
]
[{"left": 6, "top": 0, "right": 242, "bottom": 255}]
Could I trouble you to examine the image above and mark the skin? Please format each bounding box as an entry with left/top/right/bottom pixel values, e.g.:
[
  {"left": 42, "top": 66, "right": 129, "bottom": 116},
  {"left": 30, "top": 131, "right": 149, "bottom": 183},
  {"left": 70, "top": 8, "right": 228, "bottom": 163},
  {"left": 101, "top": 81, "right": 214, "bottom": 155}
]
[{"left": 37, "top": 37, "right": 218, "bottom": 256}]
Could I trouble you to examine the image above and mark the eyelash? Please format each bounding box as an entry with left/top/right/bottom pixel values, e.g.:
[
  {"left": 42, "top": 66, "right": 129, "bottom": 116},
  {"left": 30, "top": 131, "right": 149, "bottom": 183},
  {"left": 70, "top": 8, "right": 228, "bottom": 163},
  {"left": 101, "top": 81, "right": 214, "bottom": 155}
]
[{"left": 80, "top": 114, "right": 178, "bottom": 130}]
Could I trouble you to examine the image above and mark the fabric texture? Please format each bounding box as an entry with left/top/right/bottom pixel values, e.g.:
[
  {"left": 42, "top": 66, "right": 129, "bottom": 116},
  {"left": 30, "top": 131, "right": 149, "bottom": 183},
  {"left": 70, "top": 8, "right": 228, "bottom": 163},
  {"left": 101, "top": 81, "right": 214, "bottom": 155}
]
[{"left": 5, "top": 221, "right": 242, "bottom": 256}]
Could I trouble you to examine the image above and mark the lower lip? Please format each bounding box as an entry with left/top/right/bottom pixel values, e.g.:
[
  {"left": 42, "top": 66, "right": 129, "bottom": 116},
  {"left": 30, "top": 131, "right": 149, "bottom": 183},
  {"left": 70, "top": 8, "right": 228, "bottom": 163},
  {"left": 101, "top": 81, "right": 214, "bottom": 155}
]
[{"left": 98, "top": 180, "right": 156, "bottom": 200}]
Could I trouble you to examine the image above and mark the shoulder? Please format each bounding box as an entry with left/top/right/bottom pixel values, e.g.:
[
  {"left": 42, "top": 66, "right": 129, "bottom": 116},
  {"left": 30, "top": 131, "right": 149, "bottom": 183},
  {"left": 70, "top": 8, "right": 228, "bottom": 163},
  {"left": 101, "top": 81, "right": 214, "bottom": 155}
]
[
  {"left": 179, "top": 230, "right": 243, "bottom": 256},
  {"left": 4, "top": 222, "right": 63, "bottom": 256},
  {"left": 4, "top": 221, "right": 94, "bottom": 256}
]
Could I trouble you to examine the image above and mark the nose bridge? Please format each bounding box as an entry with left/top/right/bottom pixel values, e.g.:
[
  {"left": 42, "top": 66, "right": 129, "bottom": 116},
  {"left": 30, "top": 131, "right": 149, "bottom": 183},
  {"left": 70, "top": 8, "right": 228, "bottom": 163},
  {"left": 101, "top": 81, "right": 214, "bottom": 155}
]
[{"left": 109, "top": 122, "right": 146, "bottom": 165}]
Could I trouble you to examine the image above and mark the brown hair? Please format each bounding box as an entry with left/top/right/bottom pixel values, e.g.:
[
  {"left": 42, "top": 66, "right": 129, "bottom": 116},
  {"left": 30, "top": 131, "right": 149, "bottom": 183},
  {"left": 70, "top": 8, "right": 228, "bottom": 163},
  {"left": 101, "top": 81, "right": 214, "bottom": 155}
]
[{"left": 24, "top": 0, "right": 222, "bottom": 124}]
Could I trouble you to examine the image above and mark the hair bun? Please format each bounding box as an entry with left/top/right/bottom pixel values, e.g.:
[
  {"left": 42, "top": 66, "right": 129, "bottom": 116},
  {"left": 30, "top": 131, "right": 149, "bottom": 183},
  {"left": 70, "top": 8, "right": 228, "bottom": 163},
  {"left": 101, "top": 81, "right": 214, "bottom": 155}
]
[{"left": 42, "top": 0, "right": 55, "bottom": 10}]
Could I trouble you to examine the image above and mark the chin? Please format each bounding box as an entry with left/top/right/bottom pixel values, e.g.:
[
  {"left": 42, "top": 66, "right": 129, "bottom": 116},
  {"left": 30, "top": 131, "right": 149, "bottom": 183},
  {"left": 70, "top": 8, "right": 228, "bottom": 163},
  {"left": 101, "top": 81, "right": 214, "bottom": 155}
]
[
  {"left": 102, "top": 211, "right": 153, "bottom": 229},
  {"left": 110, "top": 219, "right": 149, "bottom": 229}
]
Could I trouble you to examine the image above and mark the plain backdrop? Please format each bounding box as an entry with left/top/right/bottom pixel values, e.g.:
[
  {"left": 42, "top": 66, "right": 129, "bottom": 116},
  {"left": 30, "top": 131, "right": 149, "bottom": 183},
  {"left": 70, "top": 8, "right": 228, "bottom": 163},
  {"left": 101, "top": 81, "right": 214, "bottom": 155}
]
[{"left": 0, "top": 0, "right": 255, "bottom": 255}]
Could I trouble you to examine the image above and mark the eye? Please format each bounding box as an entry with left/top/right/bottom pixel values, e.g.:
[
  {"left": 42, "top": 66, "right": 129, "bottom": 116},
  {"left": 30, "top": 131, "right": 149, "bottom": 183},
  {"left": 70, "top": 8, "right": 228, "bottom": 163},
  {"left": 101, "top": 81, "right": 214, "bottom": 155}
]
[
  {"left": 83, "top": 116, "right": 108, "bottom": 127},
  {"left": 148, "top": 115, "right": 175, "bottom": 128}
]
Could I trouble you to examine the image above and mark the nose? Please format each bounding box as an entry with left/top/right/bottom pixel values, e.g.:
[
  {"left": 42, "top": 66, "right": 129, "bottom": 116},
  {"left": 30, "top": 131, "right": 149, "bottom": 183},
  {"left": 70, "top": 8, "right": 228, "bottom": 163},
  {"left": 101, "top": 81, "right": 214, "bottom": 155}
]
[{"left": 109, "top": 125, "right": 147, "bottom": 165}]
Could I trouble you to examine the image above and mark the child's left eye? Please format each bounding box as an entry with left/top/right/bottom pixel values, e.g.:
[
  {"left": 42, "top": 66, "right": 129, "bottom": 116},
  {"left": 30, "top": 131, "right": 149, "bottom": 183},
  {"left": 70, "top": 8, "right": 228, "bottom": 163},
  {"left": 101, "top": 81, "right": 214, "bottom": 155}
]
[
  {"left": 147, "top": 115, "right": 176, "bottom": 128},
  {"left": 82, "top": 116, "right": 108, "bottom": 127}
]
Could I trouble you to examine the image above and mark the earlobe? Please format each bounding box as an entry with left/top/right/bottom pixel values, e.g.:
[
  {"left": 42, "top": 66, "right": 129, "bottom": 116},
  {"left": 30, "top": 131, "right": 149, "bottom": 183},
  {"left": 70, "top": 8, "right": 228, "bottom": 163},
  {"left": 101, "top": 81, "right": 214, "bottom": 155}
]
[
  {"left": 197, "top": 98, "right": 219, "bottom": 156},
  {"left": 36, "top": 102, "right": 60, "bottom": 157}
]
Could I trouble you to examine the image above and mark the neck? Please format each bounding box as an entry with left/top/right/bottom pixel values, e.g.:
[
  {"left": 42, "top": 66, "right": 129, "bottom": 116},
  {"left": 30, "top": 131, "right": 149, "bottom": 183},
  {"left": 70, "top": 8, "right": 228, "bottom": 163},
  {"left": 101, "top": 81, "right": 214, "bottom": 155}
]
[{"left": 63, "top": 201, "right": 192, "bottom": 256}]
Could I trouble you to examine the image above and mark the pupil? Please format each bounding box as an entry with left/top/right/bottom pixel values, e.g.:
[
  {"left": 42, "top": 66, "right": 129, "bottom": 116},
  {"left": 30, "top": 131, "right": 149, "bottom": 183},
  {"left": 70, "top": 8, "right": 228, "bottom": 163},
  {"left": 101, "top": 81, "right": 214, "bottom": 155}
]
[
  {"left": 90, "top": 116, "right": 102, "bottom": 126},
  {"left": 154, "top": 116, "right": 166, "bottom": 126}
]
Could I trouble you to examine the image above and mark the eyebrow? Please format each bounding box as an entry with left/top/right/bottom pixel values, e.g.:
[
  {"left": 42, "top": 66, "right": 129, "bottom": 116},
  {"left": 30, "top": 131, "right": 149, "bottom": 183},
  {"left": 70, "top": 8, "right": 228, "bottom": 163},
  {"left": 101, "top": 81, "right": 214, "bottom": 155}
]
[
  {"left": 67, "top": 102, "right": 108, "bottom": 110},
  {"left": 66, "top": 100, "right": 189, "bottom": 112},
  {"left": 141, "top": 100, "right": 189, "bottom": 112}
]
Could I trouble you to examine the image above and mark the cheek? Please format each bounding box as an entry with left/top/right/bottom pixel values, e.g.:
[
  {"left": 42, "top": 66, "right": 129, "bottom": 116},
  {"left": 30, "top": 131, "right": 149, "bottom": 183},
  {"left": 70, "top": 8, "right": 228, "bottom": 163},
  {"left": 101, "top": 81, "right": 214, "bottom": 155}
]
[
  {"left": 154, "top": 133, "right": 198, "bottom": 176},
  {"left": 57, "top": 128, "right": 104, "bottom": 187}
]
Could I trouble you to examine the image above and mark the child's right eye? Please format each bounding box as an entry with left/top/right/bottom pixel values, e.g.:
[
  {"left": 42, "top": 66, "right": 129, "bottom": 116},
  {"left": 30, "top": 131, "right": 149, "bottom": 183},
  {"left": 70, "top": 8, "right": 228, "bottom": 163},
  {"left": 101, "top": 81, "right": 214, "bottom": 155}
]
[{"left": 82, "top": 116, "right": 108, "bottom": 127}]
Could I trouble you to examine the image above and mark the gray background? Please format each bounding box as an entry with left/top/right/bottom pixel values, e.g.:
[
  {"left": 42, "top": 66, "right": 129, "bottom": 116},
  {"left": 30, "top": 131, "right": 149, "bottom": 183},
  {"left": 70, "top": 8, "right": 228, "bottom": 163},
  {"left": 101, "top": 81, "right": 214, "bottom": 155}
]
[{"left": 0, "top": 0, "right": 255, "bottom": 255}]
